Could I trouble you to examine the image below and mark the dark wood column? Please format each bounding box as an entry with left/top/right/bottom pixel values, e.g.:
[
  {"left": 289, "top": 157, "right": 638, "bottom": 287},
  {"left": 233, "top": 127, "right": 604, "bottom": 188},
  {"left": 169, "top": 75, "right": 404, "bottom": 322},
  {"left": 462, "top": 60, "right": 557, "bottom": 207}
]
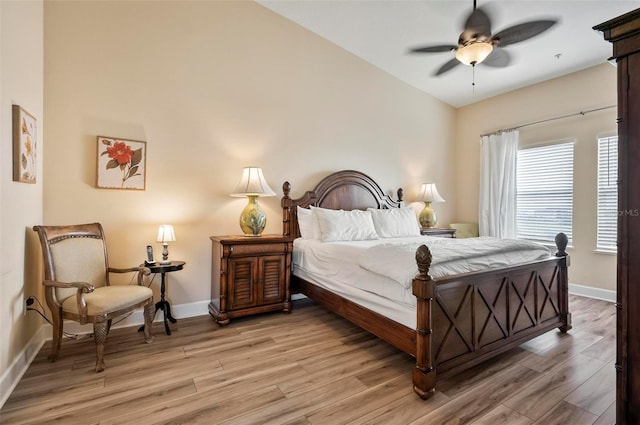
[{"left": 594, "top": 9, "right": 640, "bottom": 425}]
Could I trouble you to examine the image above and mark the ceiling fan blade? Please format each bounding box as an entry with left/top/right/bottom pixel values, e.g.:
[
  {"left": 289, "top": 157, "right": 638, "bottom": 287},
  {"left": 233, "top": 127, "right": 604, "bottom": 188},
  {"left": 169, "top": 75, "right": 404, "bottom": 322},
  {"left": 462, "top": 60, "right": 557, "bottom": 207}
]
[
  {"left": 409, "top": 45, "right": 457, "bottom": 54},
  {"left": 434, "top": 58, "right": 461, "bottom": 76},
  {"left": 482, "top": 48, "right": 511, "bottom": 68},
  {"left": 491, "top": 20, "right": 557, "bottom": 47},
  {"left": 463, "top": 6, "right": 492, "bottom": 38}
]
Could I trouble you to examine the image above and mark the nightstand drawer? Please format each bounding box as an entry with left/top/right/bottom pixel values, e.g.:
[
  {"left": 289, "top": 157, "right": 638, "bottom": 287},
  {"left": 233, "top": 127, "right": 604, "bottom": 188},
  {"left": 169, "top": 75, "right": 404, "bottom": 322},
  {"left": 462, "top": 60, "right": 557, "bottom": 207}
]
[{"left": 226, "top": 243, "right": 288, "bottom": 257}]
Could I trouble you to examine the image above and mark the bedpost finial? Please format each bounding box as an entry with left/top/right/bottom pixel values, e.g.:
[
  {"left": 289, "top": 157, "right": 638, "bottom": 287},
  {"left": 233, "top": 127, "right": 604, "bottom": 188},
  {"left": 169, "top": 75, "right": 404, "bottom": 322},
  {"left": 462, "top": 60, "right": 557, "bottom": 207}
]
[
  {"left": 397, "top": 188, "right": 404, "bottom": 202},
  {"left": 283, "top": 181, "right": 291, "bottom": 198},
  {"left": 555, "top": 232, "right": 568, "bottom": 256},
  {"left": 416, "top": 245, "right": 432, "bottom": 277}
]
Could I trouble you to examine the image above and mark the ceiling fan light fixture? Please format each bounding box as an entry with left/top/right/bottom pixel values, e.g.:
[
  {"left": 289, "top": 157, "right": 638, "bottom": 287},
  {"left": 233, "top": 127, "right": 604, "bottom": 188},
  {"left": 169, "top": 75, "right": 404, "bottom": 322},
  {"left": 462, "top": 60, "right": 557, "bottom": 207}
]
[{"left": 455, "top": 42, "right": 493, "bottom": 66}]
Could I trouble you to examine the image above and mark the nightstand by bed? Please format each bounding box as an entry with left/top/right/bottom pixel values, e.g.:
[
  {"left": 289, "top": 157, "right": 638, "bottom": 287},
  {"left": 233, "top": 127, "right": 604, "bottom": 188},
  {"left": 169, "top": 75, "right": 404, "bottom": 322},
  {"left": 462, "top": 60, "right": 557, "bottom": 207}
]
[
  {"left": 209, "top": 235, "right": 292, "bottom": 325},
  {"left": 420, "top": 227, "right": 457, "bottom": 238}
]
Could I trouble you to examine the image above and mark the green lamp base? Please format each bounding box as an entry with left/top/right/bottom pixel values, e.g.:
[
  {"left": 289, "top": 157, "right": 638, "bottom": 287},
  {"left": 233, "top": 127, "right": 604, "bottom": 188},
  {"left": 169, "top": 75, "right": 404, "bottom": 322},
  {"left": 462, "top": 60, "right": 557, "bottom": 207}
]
[
  {"left": 239, "top": 195, "right": 267, "bottom": 237},
  {"left": 419, "top": 202, "right": 437, "bottom": 228}
]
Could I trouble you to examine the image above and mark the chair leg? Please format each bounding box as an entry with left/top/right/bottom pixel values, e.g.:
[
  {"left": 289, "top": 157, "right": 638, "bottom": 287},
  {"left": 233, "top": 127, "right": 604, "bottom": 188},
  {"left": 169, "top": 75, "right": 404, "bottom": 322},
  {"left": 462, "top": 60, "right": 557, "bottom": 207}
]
[
  {"left": 93, "top": 317, "right": 109, "bottom": 372},
  {"left": 143, "top": 302, "right": 155, "bottom": 344},
  {"left": 49, "top": 308, "right": 63, "bottom": 362}
]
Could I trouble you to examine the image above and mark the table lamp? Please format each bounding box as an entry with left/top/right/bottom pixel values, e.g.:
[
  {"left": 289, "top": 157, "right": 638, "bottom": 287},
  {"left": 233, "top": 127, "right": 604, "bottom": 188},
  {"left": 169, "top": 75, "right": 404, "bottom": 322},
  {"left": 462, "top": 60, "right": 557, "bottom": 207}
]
[
  {"left": 156, "top": 224, "right": 175, "bottom": 264},
  {"left": 230, "top": 167, "right": 276, "bottom": 236},
  {"left": 417, "top": 183, "right": 445, "bottom": 228}
]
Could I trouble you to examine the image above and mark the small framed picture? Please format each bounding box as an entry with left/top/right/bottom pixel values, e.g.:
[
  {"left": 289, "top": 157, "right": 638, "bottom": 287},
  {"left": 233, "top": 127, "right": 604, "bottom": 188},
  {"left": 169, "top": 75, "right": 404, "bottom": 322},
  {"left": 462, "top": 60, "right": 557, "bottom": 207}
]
[
  {"left": 96, "top": 136, "right": 146, "bottom": 190},
  {"left": 12, "top": 105, "right": 37, "bottom": 184}
]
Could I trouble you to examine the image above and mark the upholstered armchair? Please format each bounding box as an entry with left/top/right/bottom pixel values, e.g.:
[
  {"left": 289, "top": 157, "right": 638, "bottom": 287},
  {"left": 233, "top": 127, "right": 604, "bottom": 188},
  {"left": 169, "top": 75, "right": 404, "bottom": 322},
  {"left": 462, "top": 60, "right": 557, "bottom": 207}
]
[{"left": 33, "top": 223, "right": 155, "bottom": 372}]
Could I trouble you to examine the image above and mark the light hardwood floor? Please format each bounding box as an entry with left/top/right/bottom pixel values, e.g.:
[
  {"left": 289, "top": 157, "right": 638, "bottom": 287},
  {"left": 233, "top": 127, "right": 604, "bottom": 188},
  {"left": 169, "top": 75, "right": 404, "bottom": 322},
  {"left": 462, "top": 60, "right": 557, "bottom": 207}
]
[{"left": 0, "top": 295, "right": 615, "bottom": 425}]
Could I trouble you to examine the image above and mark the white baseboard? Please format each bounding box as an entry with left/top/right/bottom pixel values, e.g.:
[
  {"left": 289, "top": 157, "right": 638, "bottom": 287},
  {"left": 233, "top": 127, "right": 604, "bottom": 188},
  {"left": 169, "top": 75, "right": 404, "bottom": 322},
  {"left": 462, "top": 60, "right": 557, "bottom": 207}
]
[
  {"left": 569, "top": 283, "right": 616, "bottom": 303},
  {"left": 0, "top": 326, "right": 46, "bottom": 409}
]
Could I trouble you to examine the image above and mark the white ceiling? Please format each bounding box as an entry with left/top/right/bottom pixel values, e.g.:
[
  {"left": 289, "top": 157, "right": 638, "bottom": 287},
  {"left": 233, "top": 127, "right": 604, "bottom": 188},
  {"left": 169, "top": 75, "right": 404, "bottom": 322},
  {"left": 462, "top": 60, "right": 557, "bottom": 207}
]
[{"left": 258, "top": 0, "right": 639, "bottom": 107}]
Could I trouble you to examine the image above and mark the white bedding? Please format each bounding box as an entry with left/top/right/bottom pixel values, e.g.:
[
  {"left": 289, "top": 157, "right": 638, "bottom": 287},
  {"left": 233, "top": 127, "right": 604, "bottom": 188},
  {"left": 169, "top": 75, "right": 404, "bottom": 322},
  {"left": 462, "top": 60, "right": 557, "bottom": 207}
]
[
  {"left": 292, "top": 236, "right": 552, "bottom": 328},
  {"left": 358, "top": 236, "right": 551, "bottom": 286}
]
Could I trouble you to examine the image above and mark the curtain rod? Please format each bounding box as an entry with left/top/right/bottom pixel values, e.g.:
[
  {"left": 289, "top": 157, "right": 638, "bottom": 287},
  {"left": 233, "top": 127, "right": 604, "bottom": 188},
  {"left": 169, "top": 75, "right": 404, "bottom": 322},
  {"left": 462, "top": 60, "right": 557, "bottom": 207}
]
[{"left": 480, "top": 105, "right": 616, "bottom": 138}]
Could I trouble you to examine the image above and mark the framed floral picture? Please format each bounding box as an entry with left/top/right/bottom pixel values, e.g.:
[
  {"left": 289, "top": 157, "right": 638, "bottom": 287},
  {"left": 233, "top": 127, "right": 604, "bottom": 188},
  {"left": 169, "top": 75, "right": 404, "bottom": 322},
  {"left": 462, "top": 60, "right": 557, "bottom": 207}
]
[
  {"left": 96, "top": 136, "right": 146, "bottom": 190},
  {"left": 12, "top": 105, "right": 37, "bottom": 184}
]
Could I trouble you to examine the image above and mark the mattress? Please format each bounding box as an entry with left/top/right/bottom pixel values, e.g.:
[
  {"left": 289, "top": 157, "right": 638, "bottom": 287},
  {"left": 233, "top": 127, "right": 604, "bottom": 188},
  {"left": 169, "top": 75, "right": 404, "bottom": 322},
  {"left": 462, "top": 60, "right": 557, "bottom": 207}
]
[{"left": 293, "top": 236, "right": 552, "bottom": 329}]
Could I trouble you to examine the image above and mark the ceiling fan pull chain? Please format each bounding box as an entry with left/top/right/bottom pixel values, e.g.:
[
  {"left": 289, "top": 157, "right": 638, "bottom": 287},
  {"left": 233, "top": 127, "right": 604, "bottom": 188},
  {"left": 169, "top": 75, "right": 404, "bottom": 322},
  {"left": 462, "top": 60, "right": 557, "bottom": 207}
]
[{"left": 472, "top": 64, "right": 476, "bottom": 93}]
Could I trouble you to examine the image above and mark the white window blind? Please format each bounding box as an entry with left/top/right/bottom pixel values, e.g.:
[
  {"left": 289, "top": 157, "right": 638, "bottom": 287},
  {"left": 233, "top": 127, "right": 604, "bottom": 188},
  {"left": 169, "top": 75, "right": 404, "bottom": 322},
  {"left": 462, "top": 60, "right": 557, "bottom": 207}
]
[
  {"left": 597, "top": 136, "right": 618, "bottom": 252},
  {"left": 517, "top": 142, "right": 574, "bottom": 243}
]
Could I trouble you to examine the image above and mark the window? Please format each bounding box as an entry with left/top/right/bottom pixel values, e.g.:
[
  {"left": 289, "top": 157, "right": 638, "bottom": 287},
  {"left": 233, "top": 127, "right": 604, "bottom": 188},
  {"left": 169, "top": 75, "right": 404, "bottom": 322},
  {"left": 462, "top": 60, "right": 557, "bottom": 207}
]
[
  {"left": 517, "top": 141, "right": 574, "bottom": 244},
  {"left": 597, "top": 136, "right": 618, "bottom": 252}
]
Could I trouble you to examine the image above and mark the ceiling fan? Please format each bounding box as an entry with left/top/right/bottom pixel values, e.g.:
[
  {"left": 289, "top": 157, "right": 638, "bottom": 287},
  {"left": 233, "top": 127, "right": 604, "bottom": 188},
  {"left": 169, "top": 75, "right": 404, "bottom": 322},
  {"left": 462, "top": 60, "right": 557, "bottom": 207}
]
[{"left": 409, "top": 0, "right": 558, "bottom": 77}]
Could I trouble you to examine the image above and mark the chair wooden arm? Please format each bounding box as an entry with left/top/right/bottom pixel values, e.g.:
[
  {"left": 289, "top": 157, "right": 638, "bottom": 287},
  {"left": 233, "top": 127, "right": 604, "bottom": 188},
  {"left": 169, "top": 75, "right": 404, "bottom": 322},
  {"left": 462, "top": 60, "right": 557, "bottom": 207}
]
[
  {"left": 108, "top": 266, "right": 142, "bottom": 274},
  {"left": 108, "top": 266, "right": 151, "bottom": 286},
  {"left": 44, "top": 280, "right": 95, "bottom": 323},
  {"left": 43, "top": 280, "right": 95, "bottom": 292},
  {"left": 136, "top": 266, "right": 151, "bottom": 286}
]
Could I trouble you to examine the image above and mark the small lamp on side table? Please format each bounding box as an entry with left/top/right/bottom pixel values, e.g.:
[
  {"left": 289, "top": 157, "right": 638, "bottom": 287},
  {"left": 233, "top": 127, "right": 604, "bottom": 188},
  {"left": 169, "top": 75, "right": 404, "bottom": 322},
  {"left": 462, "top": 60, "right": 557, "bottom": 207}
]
[
  {"left": 417, "top": 183, "right": 445, "bottom": 229},
  {"left": 157, "top": 224, "right": 175, "bottom": 264}
]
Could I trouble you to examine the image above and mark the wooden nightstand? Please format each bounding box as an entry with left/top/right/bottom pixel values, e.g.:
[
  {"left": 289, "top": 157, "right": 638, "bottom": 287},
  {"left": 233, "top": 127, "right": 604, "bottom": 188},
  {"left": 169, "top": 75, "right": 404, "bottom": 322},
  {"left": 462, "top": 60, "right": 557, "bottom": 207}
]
[
  {"left": 420, "top": 228, "right": 457, "bottom": 238},
  {"left": 209, "top": 235, "right": 293, "bottom": 325}
]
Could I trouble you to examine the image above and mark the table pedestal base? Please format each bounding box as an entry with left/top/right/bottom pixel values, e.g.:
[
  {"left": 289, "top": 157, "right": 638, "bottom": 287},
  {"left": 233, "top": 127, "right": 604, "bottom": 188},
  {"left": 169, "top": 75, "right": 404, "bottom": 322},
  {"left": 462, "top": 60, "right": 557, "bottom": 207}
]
[{"left": 138, "top": 300, "right": 177, "bottom": 335}]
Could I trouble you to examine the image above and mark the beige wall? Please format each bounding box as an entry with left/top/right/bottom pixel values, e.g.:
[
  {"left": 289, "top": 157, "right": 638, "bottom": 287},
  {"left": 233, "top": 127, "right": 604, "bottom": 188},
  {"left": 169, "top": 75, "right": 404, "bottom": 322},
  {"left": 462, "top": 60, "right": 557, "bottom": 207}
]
[
  {"left": 455, "top": 64, "right": 617, "bottom": 291},
  {"left": 1, "top": 0, "right": 44, "bottom": 403},
  {"left": 43, "top": 1, "right": 456, "bottom": 308}
]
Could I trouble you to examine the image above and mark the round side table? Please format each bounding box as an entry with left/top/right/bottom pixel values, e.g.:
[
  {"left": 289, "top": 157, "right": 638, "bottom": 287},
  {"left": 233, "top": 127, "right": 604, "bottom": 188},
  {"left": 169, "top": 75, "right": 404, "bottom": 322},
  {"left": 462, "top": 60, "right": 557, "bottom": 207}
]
[{"left": 138, "top": 260, "right": 185, "bottom": 335}]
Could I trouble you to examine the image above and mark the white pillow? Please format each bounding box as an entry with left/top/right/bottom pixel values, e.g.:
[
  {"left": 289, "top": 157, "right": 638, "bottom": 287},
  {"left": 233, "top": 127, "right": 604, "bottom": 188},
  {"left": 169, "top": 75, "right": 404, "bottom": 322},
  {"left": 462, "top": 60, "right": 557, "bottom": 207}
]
[
  {"left": 368, "top": 207, "right": 421, "bottom": 238},
  {"left": 297, "top": 206, "right": 322, "bottom": 239},
  {"left": 307, "top": 206, "right": 322, "bottom": 239},
  {"left": 313, "top": 207, "right": 379, "bottom": 242},
  {"left": 296, "top": 206, "right": 314, "bottom": 239}
]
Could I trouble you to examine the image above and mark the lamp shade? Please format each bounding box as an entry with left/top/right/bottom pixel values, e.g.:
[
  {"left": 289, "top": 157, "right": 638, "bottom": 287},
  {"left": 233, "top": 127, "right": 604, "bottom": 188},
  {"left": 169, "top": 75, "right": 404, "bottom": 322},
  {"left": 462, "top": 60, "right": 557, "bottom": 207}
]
[
  {"left": 156, "top": 224, "right": 176, "bottom": 243},
  {"left": 455, "top": 42, "right": 494, "bottom": 66},
  {"left": 230, "top": 167, "right": 276, "bottom": 197},
  {"left": 417, "top": 183, "right": 446, "bottom": 203}
]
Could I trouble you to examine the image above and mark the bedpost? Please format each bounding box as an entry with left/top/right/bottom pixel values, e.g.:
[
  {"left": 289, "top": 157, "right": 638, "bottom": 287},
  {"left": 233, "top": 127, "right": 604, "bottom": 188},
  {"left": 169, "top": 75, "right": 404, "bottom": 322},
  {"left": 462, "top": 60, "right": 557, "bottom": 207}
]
[
  {"left": 412, "top": 244, "right": 436, "bottom": 399},
  {"left": 282, "top": 181, "right": 293, "bottom": 237},
  {"left": 555, "top": 232, "right": 572, "bottom": 333}
]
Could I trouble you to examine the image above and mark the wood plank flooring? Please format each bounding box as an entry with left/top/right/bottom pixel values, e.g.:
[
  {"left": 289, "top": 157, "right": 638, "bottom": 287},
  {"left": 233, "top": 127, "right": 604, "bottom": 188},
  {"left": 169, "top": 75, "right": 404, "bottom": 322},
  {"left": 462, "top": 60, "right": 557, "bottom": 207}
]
[{"left": 0, "top": 295, "right": 615, "bottom": 424}]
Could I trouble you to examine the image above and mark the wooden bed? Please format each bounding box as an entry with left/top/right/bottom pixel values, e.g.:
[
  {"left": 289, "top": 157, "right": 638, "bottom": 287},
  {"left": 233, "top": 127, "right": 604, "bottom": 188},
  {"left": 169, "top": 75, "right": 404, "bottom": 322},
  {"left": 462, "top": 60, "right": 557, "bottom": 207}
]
[{"left": 281, "top": 170, "right": 572, "bottom": 399}]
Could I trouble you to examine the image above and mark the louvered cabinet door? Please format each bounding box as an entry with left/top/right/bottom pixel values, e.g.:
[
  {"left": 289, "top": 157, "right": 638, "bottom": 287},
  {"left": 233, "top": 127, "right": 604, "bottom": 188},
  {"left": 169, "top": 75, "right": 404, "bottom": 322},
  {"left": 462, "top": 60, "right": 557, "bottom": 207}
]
[
  {"left": 228, "top": 257, "right": 258, "bottom": 310},
  {"left": 258, "top": 255, "right": 286, "bottom": 305},
  {"left": 209, "top": 235, "right": 293, "bottom": 325}
]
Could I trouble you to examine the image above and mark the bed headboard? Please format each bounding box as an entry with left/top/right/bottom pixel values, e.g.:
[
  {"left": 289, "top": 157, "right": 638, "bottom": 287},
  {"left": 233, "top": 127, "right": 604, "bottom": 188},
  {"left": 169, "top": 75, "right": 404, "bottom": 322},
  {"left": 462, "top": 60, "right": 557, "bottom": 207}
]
[{"left": 281, "top": 170, "right": 404, "bottom": 238}]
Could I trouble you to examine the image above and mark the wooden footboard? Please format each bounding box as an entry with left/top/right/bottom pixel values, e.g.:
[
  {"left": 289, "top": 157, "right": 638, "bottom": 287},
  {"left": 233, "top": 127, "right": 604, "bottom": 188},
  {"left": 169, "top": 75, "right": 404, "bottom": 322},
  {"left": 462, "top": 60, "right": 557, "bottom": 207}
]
[{"left": 412, "top": 233, "right": 572, "bottom": 398}]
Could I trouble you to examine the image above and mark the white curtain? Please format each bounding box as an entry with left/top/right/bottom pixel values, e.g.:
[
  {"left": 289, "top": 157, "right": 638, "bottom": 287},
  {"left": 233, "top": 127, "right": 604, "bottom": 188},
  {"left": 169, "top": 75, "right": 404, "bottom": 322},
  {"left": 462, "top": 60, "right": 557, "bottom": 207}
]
[{"left": 479, "top": 130, "right": 519, "bottom": 238}]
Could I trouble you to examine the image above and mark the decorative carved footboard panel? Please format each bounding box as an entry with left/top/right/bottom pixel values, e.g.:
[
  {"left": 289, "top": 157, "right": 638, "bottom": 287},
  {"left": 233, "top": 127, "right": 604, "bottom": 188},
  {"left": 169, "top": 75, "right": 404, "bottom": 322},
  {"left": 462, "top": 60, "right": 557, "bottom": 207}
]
[{"left": 434, "top": 260, "right": 567, "bottom": 368}]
